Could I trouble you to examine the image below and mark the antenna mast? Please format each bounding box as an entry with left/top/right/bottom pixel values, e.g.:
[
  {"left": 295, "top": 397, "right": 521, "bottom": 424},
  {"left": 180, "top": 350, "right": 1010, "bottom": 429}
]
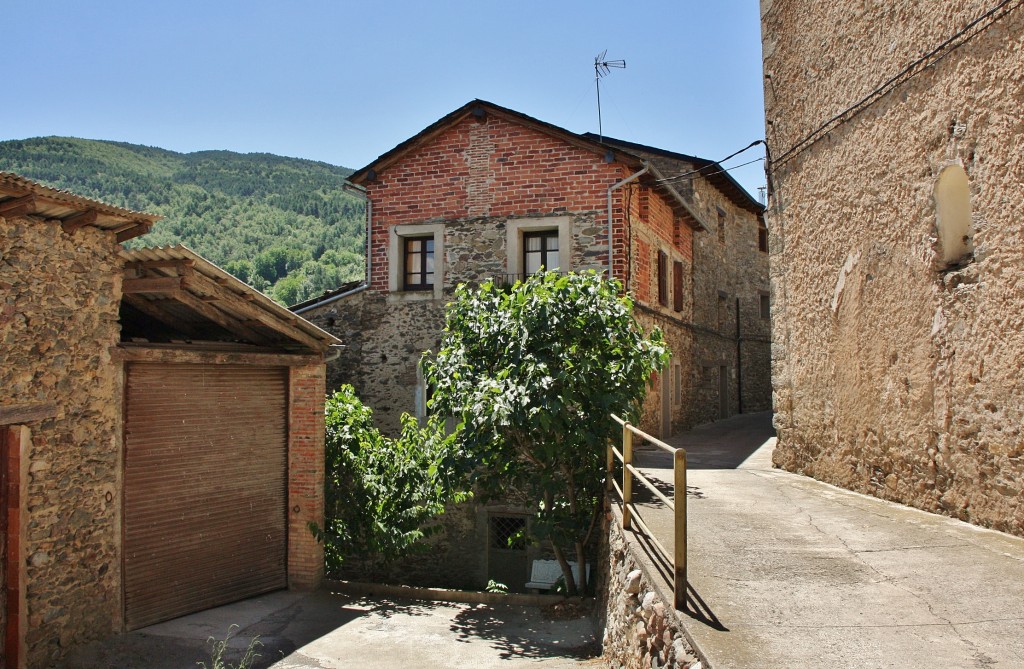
[{"left": 594, "top": 50, "right": 626, "bottom": 142}]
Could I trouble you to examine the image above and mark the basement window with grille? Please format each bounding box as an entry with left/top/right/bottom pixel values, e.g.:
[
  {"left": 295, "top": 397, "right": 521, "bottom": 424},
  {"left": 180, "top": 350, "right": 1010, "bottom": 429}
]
[{"left": 490, "top": 515, "right": 527, "bottom": 551}]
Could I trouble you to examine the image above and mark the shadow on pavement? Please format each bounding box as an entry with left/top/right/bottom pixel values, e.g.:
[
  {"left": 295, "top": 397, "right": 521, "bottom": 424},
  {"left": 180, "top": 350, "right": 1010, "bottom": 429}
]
[
  {"left": 632, "top": 412, "right": 775, "bottom": 470},
  {"left": 625, "top": 514, "right": 729, "bottom": 634},
  {"left": 449, "top": 604, "right": 601, "bottom": 661}
]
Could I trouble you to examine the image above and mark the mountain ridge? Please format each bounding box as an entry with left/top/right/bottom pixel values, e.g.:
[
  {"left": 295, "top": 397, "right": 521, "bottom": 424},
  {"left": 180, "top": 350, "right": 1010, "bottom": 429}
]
[{"left": 0, "top": 136, "right": 365, "bottom": 305}]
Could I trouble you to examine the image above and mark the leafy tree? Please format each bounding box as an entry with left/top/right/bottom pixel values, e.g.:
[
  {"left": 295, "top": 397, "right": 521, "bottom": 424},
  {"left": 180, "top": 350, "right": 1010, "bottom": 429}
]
[
  {"left": 317, "top": 386, "right": 469, "bottom": 572},
  {"left": 425, "top": 271, "right": 668, "bottom": 595}
]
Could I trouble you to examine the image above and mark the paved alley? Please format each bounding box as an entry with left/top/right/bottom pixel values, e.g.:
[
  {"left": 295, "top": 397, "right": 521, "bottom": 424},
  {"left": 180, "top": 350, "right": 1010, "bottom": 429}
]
[
  {"left": 58, "top": 589, "right": 603, "bottom": 669},
  {"left": 630, "top": 412, "right": 1024, "bottom": 668}
]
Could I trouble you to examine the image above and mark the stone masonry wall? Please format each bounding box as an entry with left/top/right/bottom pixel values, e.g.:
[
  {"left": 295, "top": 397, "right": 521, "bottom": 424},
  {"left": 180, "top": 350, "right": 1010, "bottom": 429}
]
[
  {"left": 763, "top": 0, "right": 1024, "bottom": 535},
  {"left": 602, "top": 516, "right": 703, "bottom": 669},
  {"left": 0, "top": 215, "right": 123, "bottom": 667}
]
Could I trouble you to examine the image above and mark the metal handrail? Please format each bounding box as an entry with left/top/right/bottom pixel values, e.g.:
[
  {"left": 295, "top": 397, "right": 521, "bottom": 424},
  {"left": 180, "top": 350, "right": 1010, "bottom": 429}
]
[{"left": 608, "top": 413, "right": 687, "bottom": 609}]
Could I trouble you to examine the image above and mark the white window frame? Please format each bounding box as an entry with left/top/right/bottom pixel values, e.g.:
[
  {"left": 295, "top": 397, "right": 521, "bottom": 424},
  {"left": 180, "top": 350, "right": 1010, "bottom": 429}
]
[
  {"left": 506, "top": 217, "right": 573, "bottom": 278},
  {"left": 389, "top": 223, "right": 445, "bottom": 300}
]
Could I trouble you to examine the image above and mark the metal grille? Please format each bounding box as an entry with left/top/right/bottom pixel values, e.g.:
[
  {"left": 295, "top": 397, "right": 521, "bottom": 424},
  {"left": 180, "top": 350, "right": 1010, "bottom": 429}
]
[{"left": 490, "top": 516, "right": 526, "bottom": 551}]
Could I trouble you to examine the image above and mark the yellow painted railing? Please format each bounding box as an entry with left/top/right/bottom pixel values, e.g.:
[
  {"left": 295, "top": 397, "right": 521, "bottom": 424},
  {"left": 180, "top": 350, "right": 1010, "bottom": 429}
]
[{"left": 608, "top": 414, "right": 687, "bottom": 610}]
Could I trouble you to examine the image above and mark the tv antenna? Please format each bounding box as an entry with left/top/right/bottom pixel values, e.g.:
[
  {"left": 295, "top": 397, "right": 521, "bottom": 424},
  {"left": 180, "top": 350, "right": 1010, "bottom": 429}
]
[{"left": 594, "top": 50, "right": 626, "bottom": 142}]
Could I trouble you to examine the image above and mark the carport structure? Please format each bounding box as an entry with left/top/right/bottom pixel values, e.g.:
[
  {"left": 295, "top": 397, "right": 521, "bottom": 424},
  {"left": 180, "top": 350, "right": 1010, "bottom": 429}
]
[
  {"left": 1, "top": 171, "right": 340, "bottom": 667},
  {"left": 117, "top": 246, "right": 341, "bottom": 630}
]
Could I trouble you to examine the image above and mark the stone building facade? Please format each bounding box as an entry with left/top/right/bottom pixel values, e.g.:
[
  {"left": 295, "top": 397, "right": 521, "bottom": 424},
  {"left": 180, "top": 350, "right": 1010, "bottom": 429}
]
[
  {"left": 294, "top": 100, "right": 768, "bottom": 589},
  {"left": 761, "top": 1, "right": 1024, "bottom": 535},
  {"left": 0, "top": 173, "right": 337, "bottom": 667}
]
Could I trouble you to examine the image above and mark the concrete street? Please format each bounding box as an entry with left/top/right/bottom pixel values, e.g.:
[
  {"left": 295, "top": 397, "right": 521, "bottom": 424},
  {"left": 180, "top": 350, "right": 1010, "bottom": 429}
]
[
  {"left": 630, "top": 412, "right": 1024, "bottom": 668},
  {"left": 58, "top": 589, "right": 602, "bottom": 669}
]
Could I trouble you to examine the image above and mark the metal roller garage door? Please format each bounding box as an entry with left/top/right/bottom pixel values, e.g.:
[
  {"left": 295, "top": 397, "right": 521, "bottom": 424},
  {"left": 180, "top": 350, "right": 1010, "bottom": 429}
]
[{"left": 123, "top": 363, "right": 288, "bottom": 630}]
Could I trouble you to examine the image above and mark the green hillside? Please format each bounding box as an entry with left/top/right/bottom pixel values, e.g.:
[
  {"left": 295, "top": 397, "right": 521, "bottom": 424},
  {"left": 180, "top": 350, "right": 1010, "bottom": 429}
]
[{"left": 0, "top": 136, "right": 365, "bottom": 305}]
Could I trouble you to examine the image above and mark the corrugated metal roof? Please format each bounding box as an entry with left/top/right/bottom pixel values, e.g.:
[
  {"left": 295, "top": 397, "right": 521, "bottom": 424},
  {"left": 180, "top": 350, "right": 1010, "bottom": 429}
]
[
  {"left": 0, "top": 172, "right": 161, "bottom": 239},
  {"left": 121, "top": 245, "right": 341, "bottom": 352}
]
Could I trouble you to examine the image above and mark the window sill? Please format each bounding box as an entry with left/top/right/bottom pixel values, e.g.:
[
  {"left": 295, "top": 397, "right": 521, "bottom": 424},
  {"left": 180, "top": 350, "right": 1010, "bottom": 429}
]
[{"left": 387, "top": 290, "right": 442, "bottom": 304}]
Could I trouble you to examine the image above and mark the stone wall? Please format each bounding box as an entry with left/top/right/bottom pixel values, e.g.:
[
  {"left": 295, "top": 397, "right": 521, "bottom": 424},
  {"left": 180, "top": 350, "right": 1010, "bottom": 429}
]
[
  {"left": 601, "top": 517, "right": 703, "bottom": 669},
  {"left": 762, "top": 0, "right": 1024, "bottom": 535},
  {"left": 0, "top": 215, "right": 123, "bottom": 666}
]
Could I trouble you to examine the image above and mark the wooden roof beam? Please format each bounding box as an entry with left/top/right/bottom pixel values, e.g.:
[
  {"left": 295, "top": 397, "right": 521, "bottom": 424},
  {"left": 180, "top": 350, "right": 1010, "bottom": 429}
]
[
  {"left": 170, "top": 289, "right": 272, "bottom": 345},
  {"left": 116, "top": 222, "right": 152, "bottom": 243},
  {"left": 123, "top": 276, "right": 185, "bottom": 294},
  {"left": 0, "top": 195, "right": 37, "bottom": 218},
  {"left": 61, "top": 209, "right": 98, "bottom": 235},
  {"left": 123, "top": 294, "right": 203, "bottom": 337},
  {"left": 126, "top": 258, "right": 196, "bottom": 271},
  {"left": 184, "top": 273, "right": 326, "bottom": 351}
]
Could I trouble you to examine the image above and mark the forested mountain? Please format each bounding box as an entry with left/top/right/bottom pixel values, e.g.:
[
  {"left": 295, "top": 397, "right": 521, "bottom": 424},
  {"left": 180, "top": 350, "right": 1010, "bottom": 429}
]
[{"left": 0, "top": 136, "right": 365, "bottom": 305}]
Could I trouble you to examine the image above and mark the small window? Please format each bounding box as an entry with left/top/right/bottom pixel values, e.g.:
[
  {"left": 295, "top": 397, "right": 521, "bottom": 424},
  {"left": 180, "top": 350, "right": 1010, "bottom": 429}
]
[
  {"left": 657, "top": 250, "right": 668, "bottom": 307},
  {"left": 523, "top": 230, "right": 560, "bottom": 276},
  {"left": 717, "top": 207, "right": 727, "bottom": 244},
  {"left": 760, "top": 293, "right": 771, "bottom": 320},
  {"left": 673, "top": 261, "right": 684, "bottom": 312},
  {"left": 403, "top": 237, "right": 434, "bottom": 290},
  {"left": 758, "top": 220, "right": 769, "bottom": 253},
  {"left": 490, "top": 515, "right": 526, "bottom": 551}
]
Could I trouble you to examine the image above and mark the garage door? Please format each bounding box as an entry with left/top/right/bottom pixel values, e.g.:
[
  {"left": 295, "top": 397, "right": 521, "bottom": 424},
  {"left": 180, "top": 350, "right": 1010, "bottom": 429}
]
[{"left": 123, "top": 363, "right": 288, "bottom": 630}]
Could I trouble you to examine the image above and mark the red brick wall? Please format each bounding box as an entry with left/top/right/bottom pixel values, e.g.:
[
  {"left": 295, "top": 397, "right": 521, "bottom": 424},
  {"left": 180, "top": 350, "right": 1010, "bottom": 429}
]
[
  {"left": 287, "top": 364, "right": 326, "bottom": 589},
  {"left": 366, "top": 113, "right": 633, "bottom": 291}
]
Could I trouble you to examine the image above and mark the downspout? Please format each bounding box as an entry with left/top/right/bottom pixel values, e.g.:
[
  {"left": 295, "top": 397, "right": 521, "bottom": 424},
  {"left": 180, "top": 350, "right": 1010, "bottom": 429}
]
[
  {"left": 736, "top": 297, "right": 743, "bottom": 414},
  {"left": 606, "top": 163, "right": 649, "bottom": 288},
  {"left": 342, "top": 181, "right": 372, "bottom": 288},
  {"left": 291, "top": 181, "right": 371, "bottom": 315}
]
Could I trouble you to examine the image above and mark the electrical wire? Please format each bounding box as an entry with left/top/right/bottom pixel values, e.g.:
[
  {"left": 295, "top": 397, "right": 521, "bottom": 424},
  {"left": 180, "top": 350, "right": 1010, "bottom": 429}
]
[
  {"left": 654, "top": 156, "right": 765, "bottom": 185},
  {"left": 770, "top": 0, "right": 1023, "bottom": 169}
]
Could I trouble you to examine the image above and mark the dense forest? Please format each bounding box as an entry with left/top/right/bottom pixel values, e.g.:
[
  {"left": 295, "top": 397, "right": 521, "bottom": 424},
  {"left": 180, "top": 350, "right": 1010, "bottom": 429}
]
[{"left": 0, "top": 136, "right": 365, "bottom": 305}]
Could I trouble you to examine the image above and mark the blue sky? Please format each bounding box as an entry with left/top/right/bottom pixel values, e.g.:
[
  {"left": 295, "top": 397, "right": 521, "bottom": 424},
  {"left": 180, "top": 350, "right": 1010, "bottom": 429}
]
[{"left": 3, "top": 1, "right": 766, "bottom": 197}]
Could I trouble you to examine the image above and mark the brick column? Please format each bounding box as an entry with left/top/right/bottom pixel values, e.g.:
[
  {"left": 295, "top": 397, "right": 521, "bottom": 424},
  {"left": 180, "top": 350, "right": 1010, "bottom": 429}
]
[{"left": 287, "top": 363, "right": 326, "bottom": 590}]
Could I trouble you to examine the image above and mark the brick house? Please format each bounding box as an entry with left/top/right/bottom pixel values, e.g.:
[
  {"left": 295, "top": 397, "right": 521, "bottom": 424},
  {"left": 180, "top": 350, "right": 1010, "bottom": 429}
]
[
  {"left": 0, "top": 173, "right": 338, "bottom": 667},
  {"left": 762, "top": 1, "right": 1024, "bottom": 535},
  {"left": 293, "top": 100, "right": 769, "bottom": 590}
]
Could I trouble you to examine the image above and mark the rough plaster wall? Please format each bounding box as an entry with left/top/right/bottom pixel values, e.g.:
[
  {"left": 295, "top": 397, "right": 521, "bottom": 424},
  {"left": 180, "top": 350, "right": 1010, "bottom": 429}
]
[
  {"left": 0, "top": 216, "right": 122, "bottom": 666},
  {"left": 763, "top": 0, "right": 1024, "bottom": 535}
]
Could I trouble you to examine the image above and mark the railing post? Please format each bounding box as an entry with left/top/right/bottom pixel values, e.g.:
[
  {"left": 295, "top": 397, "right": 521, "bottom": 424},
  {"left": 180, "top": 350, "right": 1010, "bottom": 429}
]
[
  {"left": 673, "top": 448, "right": 688, "bottom": 610},
  {"left": 622, "top": 421, "right": 633, "bottom": 529}
]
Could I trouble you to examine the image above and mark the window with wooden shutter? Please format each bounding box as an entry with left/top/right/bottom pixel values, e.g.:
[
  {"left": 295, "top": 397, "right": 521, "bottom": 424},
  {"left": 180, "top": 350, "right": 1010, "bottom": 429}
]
[
  {"left": 673, "top": 261, "right": 684, "bottom": 312},
  {"left": 657, "top": 250, "right": 668, "bottom": 307}
]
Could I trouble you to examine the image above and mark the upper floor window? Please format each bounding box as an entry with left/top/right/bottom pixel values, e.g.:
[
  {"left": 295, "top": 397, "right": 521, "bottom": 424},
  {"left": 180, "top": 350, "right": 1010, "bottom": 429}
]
[
  {"left": 673, "top": 260, "right": 684, "bottom": 312},
  {"left": 524, "top": 230, "right": 560, "bottom": 276},
  {"left": 404, "top": 237, "right": 434, "bottom": 290},
  {"left": 717, "top": 207, "right": 727, "bottom": 244},
  {"left": 758, "top": 220, "right": 769, "bottom": 253},
  {"left": 657, "top": 250, "right": 668, "bottom": 307}
]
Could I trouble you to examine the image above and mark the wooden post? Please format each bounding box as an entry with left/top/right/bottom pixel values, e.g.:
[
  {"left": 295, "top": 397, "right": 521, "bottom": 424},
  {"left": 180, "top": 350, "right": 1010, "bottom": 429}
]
[
  {"left": 674, "top": 448, "right": 688, "bottom": 610},
  {"left": 622, "top": 422, "right": 633, "bottom": 529}
]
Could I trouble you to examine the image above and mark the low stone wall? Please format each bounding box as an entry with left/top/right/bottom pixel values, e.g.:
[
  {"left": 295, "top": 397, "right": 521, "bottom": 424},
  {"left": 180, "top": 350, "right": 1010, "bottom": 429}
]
[{"left": 602, "top": 516, "right": 703, "bottom": 669}]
